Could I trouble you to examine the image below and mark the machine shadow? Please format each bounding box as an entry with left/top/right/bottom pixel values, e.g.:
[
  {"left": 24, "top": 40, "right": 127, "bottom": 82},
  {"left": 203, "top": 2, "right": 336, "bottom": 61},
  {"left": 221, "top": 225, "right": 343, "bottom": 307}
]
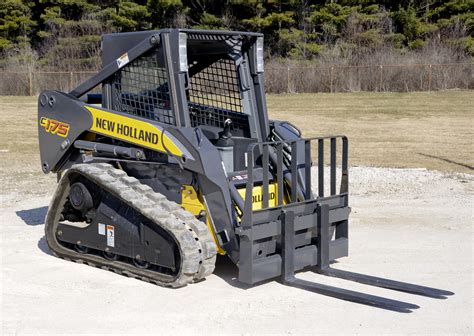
[
  {"left": 15, "top": 207, "right": 53, "bottom": 256},
  {"left": 37, "top": 235, "right": 53, "bottom": 256},
  {"left": 15, "top": 206, "right": 48, "bottom": 226},
  {"left": 211, "top": 255, "right": 336, "bottom": 290},
  {"left": 212, "top": 255, "right": 255, "bottom": 289}
]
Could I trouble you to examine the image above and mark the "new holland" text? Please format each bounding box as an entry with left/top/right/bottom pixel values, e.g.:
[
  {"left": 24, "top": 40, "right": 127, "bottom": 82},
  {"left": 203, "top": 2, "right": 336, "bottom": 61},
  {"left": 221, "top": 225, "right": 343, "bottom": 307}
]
[{"left": 95, "top": 118, "right": 159, "bottom": 144}]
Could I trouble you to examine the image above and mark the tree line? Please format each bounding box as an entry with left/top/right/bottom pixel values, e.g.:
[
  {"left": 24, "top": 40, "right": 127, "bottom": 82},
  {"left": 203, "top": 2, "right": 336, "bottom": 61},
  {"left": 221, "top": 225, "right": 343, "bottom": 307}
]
[{"left": 0, "top": 0, "right": 472, "bottom": 71}]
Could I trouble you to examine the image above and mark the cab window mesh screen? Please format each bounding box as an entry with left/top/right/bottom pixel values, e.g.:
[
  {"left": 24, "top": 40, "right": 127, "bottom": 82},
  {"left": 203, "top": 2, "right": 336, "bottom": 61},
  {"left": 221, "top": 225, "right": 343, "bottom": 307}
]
[
  {"left": 112, "top": 49, "right": 174, "bottom": 125},
  {"left": 188, "top": 58, "right": 247, "bottom": 131}
]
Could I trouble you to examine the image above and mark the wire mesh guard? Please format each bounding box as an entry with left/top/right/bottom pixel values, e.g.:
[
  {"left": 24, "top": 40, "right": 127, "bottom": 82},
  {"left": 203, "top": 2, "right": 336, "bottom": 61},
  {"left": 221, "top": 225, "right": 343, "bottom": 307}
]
[
  {"left": 188, "top": 58, "right": 247, "bottom": 131},
  {"left": 112, "top": 50, "right": 175, "bottom": 125}
]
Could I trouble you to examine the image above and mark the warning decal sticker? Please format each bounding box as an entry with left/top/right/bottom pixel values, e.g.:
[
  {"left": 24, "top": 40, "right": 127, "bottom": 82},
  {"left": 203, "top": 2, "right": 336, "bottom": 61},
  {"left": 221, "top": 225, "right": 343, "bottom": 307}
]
[
  {"left": 116, "top": 53, "right": 130, "bottom": 68},
  {"left": 98, "top": 223, "right": 105, "bottom": 235},
  {"left": 106, "top": 225, "right": 115, "bottom": 247}
]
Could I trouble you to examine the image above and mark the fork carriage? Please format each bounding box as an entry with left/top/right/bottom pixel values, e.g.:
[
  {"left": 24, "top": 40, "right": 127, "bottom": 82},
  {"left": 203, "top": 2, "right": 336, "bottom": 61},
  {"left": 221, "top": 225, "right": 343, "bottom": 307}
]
[{"left": 236, "top": 136, "right": 349, "bottom": 284}]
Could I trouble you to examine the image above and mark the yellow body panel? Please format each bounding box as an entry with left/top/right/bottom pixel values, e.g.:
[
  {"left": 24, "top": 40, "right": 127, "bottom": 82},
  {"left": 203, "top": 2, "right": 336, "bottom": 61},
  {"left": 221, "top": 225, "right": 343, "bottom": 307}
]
[
  {"left": 237, "top": 183, "right": 278, "bottom": 210},
  {"left": 181, "top": 183, "right": 279, "bottom": 255},
  {"left": 181, "top": 185, "right": 226, "bottom": 255},
  {"left": 181, "top": 185, "right": 205, "bottom": 216},
  {"left": 86, "top": 106, "right": 183, "bottom": 157}
]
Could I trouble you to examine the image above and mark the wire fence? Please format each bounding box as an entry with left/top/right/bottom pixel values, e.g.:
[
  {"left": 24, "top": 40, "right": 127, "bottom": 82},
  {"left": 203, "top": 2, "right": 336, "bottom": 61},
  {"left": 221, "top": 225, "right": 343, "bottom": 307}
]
[
  {"left": 266, "top": 63, "right": 473, "bottom": 93},
  {"left": 0, "top": 63, "right": 472, "bottom": 96}
]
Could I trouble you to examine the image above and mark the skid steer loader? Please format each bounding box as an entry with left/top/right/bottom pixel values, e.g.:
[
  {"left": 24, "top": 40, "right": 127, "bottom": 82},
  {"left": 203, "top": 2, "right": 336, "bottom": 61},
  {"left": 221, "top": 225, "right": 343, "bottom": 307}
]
[{"left": 38, "top": 29, "right": 452, "bottom": 312}]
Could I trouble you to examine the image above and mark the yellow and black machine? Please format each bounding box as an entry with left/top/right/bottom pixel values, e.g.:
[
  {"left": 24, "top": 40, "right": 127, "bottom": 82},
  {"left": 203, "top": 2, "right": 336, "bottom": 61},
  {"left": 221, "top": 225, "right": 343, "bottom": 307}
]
[{"left": 38, "top": 29, "right": 452, "bottom": 311}]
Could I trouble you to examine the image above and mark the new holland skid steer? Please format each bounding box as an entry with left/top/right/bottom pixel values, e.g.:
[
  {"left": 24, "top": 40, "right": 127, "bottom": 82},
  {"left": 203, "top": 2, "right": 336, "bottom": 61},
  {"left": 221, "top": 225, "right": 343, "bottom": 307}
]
[{"left": 38, "top": 29, "right": 452, "bottom": 312}]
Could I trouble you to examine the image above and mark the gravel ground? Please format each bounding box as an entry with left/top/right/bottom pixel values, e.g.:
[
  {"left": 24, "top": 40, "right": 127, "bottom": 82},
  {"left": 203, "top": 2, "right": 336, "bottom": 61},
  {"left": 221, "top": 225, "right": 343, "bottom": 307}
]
[{"left": 1, "top": 166, "right": 473, "bottom": 335}]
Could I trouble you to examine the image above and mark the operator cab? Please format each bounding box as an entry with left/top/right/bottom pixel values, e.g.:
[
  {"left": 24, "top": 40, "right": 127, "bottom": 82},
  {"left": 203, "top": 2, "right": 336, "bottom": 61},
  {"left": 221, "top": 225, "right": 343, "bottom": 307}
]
[{"left": 101, "top": 29, "right": 268, "bottom": 173}]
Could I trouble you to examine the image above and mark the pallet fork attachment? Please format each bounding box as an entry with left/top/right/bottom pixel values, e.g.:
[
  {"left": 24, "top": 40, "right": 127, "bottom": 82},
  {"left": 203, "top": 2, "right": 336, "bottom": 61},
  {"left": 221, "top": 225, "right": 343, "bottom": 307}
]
[
  {"left": 280, "top": 204, "right": 453, "bottom": 313},
  {"left": 237, "top": 136, "right": 453, "bottom": 313}
]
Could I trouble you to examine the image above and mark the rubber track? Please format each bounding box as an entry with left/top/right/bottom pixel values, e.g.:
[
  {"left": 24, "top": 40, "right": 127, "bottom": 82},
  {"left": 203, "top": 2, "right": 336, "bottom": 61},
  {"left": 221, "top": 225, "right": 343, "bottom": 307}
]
[{"left": 45, "top": 163, "right": 217, "bottom": 287}]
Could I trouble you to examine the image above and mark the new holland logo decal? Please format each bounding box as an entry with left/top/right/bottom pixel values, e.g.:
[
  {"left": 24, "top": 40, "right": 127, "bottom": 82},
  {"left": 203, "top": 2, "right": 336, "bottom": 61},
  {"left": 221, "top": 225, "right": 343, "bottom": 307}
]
[
  {"left": 94, "top": 118, "right": 159, "bottom": 144},
  {"left": 85, "top": 106, "right": 184, "bottom": 157},
  {"left": 40, "top": 117, "right": 70, "bottom": 137}
]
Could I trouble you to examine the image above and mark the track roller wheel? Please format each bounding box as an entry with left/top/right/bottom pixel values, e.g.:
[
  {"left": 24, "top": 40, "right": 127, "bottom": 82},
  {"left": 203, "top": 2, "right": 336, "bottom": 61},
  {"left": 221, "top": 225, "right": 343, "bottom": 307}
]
[
  {"left": 102, "top": 251, "right": 119, "bottom": 261},
  {"left": 74, "top": 243, "right": 89, "bottom": 254},
  {"left": 132, "top": 257, "right": 150, "bottom": 269}
]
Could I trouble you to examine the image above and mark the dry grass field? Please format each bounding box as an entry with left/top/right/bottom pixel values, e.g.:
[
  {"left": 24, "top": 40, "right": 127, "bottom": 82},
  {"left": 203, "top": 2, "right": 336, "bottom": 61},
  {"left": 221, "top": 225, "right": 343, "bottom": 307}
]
[
  {"left": 268, "top": 90, "right": 473, "bottom": 174},
  {"left": 0, "top": 91, "right": 472, "bottom": 201}
]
